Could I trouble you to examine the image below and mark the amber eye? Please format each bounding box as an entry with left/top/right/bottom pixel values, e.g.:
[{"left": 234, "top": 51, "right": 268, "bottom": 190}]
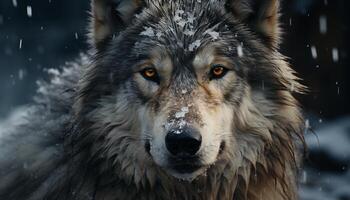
[
  {"left": 140, "top": 68, "right": 160, "bottom": 83},
  {"left": 143, "top": 68, "right": 156, "bottom": 78},
  {"left": 210, "top": 64, "right": 228, "bottom": 79}
]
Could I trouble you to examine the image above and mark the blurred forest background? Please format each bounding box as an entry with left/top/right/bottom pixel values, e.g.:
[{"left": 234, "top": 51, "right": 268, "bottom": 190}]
[{"left": 0, "top": 0, "right": 349, "bottom": 199}]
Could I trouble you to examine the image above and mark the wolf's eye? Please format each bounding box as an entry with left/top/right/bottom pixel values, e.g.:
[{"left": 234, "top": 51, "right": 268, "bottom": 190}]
[
  {"left": 140, "top": 68, "right": 160, "bottom": 83},
  {"left": 210, "top": 64, "right": 228, "bottom": 80}
]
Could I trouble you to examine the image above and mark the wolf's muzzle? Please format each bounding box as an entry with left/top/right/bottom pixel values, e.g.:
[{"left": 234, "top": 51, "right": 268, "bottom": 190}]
[{"left": 165, "top": 127, "right": 202, "bottom": 157}]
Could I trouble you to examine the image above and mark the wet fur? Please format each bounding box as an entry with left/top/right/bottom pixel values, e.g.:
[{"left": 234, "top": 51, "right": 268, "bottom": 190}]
[{"left": 0, "top": 0, "right": 305, "bottom": 199}]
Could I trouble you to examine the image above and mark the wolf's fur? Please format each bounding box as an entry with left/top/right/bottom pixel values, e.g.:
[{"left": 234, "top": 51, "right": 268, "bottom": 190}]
[{"left": 0, "top": 0, "right": 305, "bottom": 199}]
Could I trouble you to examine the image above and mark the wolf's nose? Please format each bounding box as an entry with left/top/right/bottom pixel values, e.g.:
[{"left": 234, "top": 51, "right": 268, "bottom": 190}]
[{"left": 165, "top": 128, "right": 202, "bottom": 156}]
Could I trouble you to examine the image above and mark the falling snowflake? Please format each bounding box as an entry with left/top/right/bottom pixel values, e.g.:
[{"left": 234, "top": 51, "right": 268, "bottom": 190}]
[
  {"left": 12, "top": 0, "right": 18, "bottom": 7},
  {"left": 332, "top": 48, "right": 339, "bottom": 63},
  {"left": 237, "top": 44, "right": 243, "bottom": 57},
  {"left": 18, "top": 69, "right": 25, "bottom": 80},
  {"left": 319, "top": 15, "right": 327, "bottom": 34},
  {"left": 19, "top": 39, "right": 23, "bottom": 49},
  {"left": 27, "top": 6, "right": 32, "bottom": 18},
  {"left": 311, "top": 46, "right": 317, "bottom": 59}
]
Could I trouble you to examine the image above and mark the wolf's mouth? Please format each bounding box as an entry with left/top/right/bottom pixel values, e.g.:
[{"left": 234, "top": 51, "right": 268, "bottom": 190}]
[
  {"left": 171, "top": 163, "right": 202, "bottom": 174},
  {"left": 166, "top": 154, "right": 204, "bottom": 174},
  {"left": 170, "top": 141, "right": 226, "bottom": 175},
  {"left": 147, "top": 138, "right": 226, "bottom": 179}
]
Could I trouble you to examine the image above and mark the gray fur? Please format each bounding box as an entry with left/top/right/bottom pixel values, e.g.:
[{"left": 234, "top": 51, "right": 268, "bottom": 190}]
[{"left": 0, "top": 0, "right": 305, "bottom": 199}]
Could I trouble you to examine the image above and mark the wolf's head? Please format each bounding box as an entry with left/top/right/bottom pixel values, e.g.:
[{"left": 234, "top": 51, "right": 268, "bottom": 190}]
[{"left": 74, "top": 0, "right": 304, "bottom": 185}]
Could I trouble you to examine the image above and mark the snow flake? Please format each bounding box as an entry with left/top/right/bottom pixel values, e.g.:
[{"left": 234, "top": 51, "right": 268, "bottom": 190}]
[
  {"left": 204, "top": 30, "right": 220, "bottom": 40},
  {"left": 182, "top": 107, "right": 189, "bottom": 112},
  {"left": 27, "top": 6, "right": 32, "bottom": 18},
  {"left": 178, "top": 119, "right": 187, "bottom": 127},
  {"left": 163, "top": 118, "right": 188, "bottom": 133},
  {"left": 319, "top": 15, "right": 327, "bottom": 34},
  {"left": 174, "top": 10, "right": 185, "bottom": 26},
  {"left": 305, "top": 119, "right": 311, "bottom": 130},
  {"left": 175, "top": 107, "right": 189, "bottom": 119},
  {"left": 164, "top": 120, "right": 174, "bottom": 130},
  {"left": 237, "top": 44, "right": 243, "bottom": 57},
  {"left": 311, "top": 46, "right": 317, "bottom": 59},
  {"left": 18, "top": 69, "right": 25, "bottom": 80},
  {"left": 184, "top": 29, "right": 195, "bottom": 36},
  {"left": 174, "top": 129, "right": 183, "bottom": 134},
  {"left": 301, "top": 171, "right": 307, "bottom": 184},
  {"left": 19, "top": 39, "right": 23, "bottom": 49},
  {"left": 188, "top": 40, "right": 201, "bottom": 52},
  {"left": 12, "top": 0, "right": 18, "bottom": 7},
  {"left": 332, "top": 48, "right": 339, "bottom": 63},
  {"left": 176, "top": 119, "right": 188, "bottom": 134},
  {"left": 140, "top": 27, "right": 155, "bottom": 37}
]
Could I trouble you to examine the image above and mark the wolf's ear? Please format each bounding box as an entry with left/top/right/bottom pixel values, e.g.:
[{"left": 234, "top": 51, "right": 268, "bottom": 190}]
[
  {"left": 91, "top": 0, "right": 145, "bottom": 49},
  {"left": 226, "top": 0, "right": 280, "bottom": 48}
]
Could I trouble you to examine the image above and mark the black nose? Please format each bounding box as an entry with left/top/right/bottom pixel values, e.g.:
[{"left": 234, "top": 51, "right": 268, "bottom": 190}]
[{"left": 165, "top": 127, "right": 202, "bottom": 156}]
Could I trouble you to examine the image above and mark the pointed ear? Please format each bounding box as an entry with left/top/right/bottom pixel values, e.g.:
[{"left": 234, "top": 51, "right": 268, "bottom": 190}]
[
  {"left": 90, "top": 0, "right": 145, "bottom": 49},
  {"left": 226, "top": 0, "right": 281, "bottom": 48}
]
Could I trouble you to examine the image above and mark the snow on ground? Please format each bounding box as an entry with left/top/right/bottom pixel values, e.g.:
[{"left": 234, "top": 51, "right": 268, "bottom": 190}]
[
  {"left": 300, "top": 170, "right": 350, "bottom": 200},
  {"left": 300, "top": 117, "right": 350, "bottom": 200},
  {"left": 306, "top": 117, "right": 350, "bottom": 161}
]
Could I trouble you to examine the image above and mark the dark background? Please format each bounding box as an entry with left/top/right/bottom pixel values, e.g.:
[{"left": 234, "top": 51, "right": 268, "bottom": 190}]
[
  {"left": 0, "top": 0, "right": 88, "bottom": 119},
  {"left": 0, "top": 0, "right": 350, "bottom": 199},
  {"left": 281, "top": 0, "right": 350, "bottom": 120}
]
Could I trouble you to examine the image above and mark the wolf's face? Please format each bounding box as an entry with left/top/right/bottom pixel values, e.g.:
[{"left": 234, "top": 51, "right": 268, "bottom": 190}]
[
  {"left": 82, "top": 0, "right": 300, "bottom": 182},
  {"left": 135, "top": 43, "right": 240, "bottom": 180}
]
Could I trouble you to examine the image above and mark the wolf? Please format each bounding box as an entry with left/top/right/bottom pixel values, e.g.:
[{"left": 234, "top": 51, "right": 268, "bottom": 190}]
[{"left": 0, "top": 0, "right": 306, "bottom": 199}]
